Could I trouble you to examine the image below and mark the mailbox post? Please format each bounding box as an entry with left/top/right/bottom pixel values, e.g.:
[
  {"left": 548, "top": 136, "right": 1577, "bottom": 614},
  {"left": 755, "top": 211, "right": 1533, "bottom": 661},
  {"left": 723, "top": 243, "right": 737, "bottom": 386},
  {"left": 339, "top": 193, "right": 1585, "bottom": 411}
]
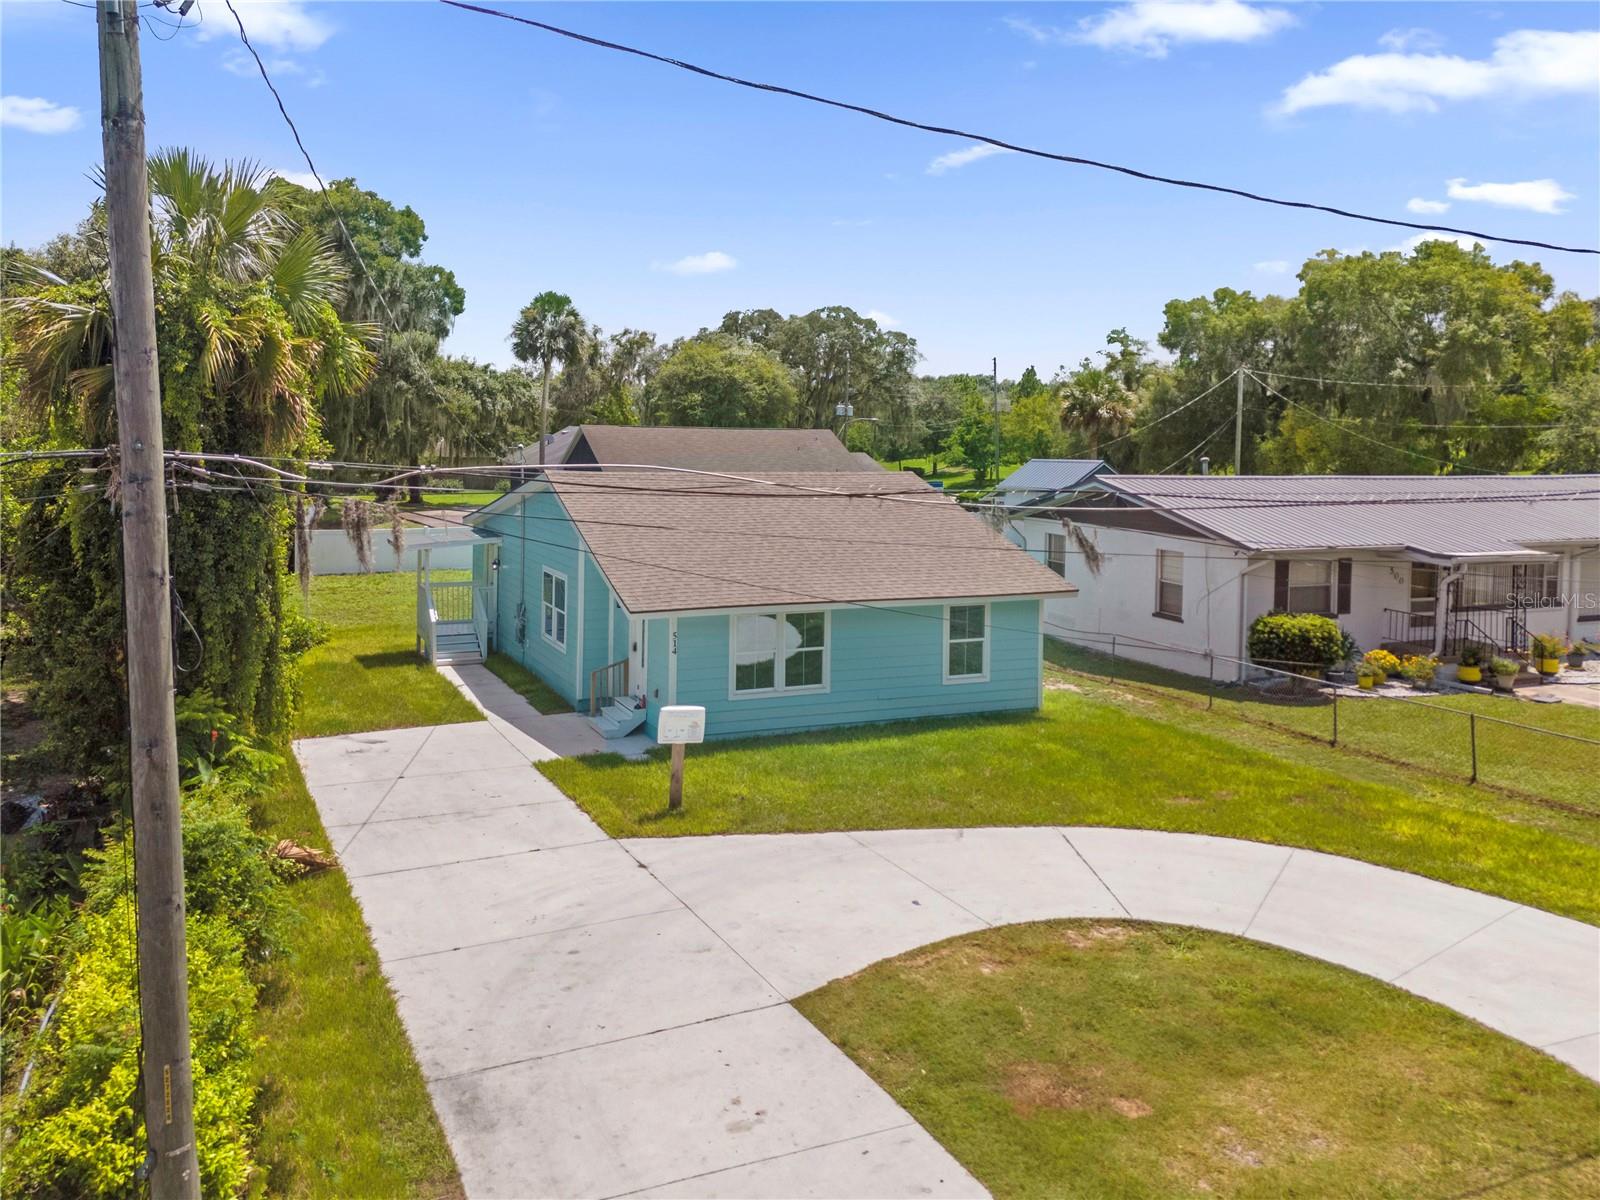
[{"left": 656, "top": 705, "right": 705, "bottom": 812}]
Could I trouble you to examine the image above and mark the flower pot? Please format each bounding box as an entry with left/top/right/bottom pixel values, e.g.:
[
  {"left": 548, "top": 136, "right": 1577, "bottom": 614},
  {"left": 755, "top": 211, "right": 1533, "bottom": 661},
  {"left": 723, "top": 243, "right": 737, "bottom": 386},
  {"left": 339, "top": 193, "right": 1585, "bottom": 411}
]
[
  {"left": 1539, "top": 657, "right": 1560, "bottom": 676},
  {"left": 1373, "top": 670, "right": 1387, "bottom": 685},
  {"left": 1358, "top": 676, "right": 1375, "bottom": 691},
  {"left": 1495, "top": 673, "right": 1517, "bottom": 692},
  {"left": 1457, "top": 665, "right": 1482, "bottom": 684},
  {"left": 1568, "top": 653, "right": 1585, "bottom": 670}
]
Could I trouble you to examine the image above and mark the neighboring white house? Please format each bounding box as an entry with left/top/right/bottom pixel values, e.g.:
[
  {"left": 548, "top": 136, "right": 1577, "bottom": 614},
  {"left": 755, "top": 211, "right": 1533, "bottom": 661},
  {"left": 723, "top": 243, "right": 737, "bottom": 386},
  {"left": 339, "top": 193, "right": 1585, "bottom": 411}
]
[
  {"left": 1006, "top": 472, "right": 1600, "bottom": 679},
  {"left": 991, "top": 459, "right": 1112, "bottom": 517}
]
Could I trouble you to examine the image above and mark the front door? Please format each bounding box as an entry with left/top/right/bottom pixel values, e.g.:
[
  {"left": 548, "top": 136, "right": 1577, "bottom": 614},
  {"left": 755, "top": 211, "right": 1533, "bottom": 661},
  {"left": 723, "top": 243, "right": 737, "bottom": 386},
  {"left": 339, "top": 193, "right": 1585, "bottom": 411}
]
[
  {"left": 628, "top": 617, "right": 647, "bottom": 700},
  {"left": 1410, "top": 564, "right": 1439, "bottom": 624}
]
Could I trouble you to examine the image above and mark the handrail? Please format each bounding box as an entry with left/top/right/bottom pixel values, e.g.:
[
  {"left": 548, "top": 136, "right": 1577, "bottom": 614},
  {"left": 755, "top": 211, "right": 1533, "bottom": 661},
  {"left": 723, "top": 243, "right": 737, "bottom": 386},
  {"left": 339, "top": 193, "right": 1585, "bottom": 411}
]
[{"left": 589, "top": 657, "right": 629, "bottom": 716}]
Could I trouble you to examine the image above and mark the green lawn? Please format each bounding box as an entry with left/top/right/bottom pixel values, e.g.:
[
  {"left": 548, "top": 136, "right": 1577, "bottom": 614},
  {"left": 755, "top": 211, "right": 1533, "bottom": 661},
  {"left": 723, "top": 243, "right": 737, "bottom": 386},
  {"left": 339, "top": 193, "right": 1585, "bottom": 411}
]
[
  {"left": 248, "top": 758, "right": 462, "bottom": 1199},
  {"left": 1043, "top": 639, "right": 1600, "bottom": 814},
  {"left": 876, "top": 454, "right": 1026, "bottom": 494},
  {"left": 539, "top": 689, "right": 1600, "bottom": 923},
  {"left": 484, "top": 651, "right": 574, "bottom": 714},
  {"left": 798, "top": 921, "right": 1600, "bottom": 1200},
  {"left": 294, "top": 572, "right": 483, "bottom": 738}
]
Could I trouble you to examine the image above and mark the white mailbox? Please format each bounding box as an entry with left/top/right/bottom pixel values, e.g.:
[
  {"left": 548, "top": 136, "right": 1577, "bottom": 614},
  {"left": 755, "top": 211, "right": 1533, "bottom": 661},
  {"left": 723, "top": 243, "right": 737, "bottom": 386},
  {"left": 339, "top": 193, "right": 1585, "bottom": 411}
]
[{"left": 657, "top": 705, "right": 706, "bottom": 745}]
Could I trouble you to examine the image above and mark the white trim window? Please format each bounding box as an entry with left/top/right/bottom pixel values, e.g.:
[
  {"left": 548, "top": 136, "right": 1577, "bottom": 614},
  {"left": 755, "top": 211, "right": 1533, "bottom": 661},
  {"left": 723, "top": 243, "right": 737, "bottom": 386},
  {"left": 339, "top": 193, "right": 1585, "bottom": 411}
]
[
  {"left": 1155, "top": 549, "right": 1184, "bottom": 619},
  {"left": 1045, "top": 533, "right": 1067, "bottom": 578},
  {"left": 1287, "top": 559, "right": 1333, "bottom": 614},
  {"left": 731, "top": 610, "right": 829, "bottom": 696},
  {"left": 945, "top": 603, "right": 988, "bottom": 683},
  {"left": 541, "top": 568, "right": 568, "bottom": 650}
]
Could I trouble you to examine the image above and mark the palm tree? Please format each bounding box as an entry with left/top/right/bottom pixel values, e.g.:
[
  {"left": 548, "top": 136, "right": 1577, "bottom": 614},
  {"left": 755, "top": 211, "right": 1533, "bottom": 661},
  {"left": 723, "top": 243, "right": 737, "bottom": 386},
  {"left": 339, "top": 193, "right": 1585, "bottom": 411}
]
[
  {"left": 510, "top": 291, "right": 586, "bottom": 464},
  {"left": 1059, "top": 361, "right": 1135, "bottom": 457},
  {"left": 8, "top": 149, "right": 374, "bottom": 452}
]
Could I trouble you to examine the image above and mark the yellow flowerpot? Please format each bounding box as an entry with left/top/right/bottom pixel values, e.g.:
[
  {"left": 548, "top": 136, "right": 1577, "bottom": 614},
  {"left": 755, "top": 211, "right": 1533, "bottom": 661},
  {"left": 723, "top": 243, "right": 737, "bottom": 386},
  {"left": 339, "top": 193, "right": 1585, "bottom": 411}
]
[
  {"left": 1358, "top": 676, "right": 1375, "bottom": 690},
  {"left": 1540, "top": 657, "right": 1560, "bottom": 676},
  {"left": 1457, "top": 665, "right": 1482, "bottom": 684},
  {"left": 1373, "top": 671, "right": 1387, "bottom": 685}
]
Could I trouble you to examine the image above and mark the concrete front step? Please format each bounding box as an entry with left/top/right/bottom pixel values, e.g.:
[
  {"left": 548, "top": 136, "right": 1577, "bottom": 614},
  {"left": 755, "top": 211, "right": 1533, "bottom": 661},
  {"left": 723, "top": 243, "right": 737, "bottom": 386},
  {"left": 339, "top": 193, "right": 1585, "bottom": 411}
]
[{"left": 589, "top": 699, "right": 648, "bottom": 739}]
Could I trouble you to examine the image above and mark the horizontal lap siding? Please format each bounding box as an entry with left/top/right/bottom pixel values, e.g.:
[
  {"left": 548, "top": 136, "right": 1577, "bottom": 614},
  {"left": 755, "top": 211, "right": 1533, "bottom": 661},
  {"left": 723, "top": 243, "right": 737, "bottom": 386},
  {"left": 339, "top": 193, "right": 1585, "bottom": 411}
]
[
  {"left": 481, "top": 493, "right": 585, "bottom": 706},
  {"left": 669, "top": 599, "right": 1042, "bottom": 740},
  {"left": 643, "top": 617, "right": 671, "bottom": 735}
]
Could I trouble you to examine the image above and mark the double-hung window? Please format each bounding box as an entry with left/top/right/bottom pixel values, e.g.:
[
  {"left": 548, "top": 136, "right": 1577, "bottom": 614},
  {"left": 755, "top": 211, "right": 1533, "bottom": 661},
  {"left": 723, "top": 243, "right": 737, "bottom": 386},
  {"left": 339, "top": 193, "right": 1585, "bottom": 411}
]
[
  {"left": 1046, "top": 533, "right": 1067, "bottom": 578},
  {"left": 541, "top": 568, "right": 567, "bottom": 649},
  {"left": 1155, "top": 550, "right": 1184, "bottom": 619},
  {"left": 1287, "top": 560, "right": 1333, "bottom": 614},
  {"left": 945, "top": 604, "right": 988, "bottom": 682},
  {"left": 732, "top": 611, "right": 828, "bottom": 695}
]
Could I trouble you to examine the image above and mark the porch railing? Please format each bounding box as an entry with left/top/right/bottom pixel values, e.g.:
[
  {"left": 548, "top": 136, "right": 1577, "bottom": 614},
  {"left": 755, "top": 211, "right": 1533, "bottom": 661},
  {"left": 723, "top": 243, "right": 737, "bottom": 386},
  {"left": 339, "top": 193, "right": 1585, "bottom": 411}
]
[
  {"left": 589, "top": 658, "right": 629, "bottom": 716},
  {"left": 1383, "top": 607, "right": 1434, "bottom": 648},
  {"left": 431, "top": 580, "right": 474, "bottom": 624},
  {"left": 472, "top": 585, "right": 492, "bottom": 659}
]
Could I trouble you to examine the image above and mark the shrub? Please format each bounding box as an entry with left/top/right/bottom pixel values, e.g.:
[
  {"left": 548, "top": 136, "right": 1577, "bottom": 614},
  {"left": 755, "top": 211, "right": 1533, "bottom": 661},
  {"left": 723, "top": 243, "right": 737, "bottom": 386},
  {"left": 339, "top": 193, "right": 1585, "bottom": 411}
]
[
  {"left": 0, "top": 898, "right": 257, "bottom": 1200},
  {"left": 1399, "top": 654, "right": 1440, "bottom": 685},
  {"left": 1458, "top": 643, "right": 1484, "bottom": 668},
  {"left": 1531, "top": 633, "right": 1564, "bottom": 660},
  {"left": 1247, "top": 612, "right": 1347, "bottom": 672},
  {"left": 1490, "top": 656, "right": 1520, "bottom": 677},
  {"left": 80, "top": 781, "right": 292, "bottom": 961},
  {"left": 0, "top": 893, "right": 73, "bottom": 1030}
]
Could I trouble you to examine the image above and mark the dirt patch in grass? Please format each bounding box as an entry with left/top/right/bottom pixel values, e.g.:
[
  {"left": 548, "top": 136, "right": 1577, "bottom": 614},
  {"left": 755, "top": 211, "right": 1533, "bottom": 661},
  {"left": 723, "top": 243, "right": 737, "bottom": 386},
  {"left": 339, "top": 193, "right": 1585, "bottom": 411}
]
[{"left": 796, "top": 920, "right": 1600, "bottom": 1200}]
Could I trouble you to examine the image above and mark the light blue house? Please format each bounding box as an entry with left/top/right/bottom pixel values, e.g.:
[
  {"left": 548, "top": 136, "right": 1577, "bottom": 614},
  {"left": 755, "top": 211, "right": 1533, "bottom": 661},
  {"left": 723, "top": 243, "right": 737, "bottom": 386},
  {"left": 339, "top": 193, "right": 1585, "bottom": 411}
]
[{"left": 449, "top": 468, "right": 1075, "bottom": 743}]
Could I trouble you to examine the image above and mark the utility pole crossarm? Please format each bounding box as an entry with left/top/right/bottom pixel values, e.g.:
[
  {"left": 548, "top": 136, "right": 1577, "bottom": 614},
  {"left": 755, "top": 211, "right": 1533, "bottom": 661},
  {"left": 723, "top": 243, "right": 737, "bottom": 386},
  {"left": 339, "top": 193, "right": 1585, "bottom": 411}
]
[{"left": 97, "top": 3, "right": 201, "bottom": 1196}]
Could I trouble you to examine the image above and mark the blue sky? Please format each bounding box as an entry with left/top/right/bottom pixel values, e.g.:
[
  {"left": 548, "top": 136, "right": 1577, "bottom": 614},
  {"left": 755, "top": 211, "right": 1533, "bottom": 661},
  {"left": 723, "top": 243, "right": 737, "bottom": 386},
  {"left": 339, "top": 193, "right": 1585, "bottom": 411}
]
[{"left": 3, "top": 1, "right": 1597, "bottom": 377}]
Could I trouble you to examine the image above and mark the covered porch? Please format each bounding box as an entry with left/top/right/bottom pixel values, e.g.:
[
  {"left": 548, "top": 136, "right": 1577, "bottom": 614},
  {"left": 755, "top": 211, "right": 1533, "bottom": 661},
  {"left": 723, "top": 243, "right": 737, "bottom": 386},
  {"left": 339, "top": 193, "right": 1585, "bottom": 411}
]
[
  {"left": 1380, "top": 553, "right": 1578, "bottom": 660},
  {"left": 415, "top": 531, "right": 500, "bottom": 666}
]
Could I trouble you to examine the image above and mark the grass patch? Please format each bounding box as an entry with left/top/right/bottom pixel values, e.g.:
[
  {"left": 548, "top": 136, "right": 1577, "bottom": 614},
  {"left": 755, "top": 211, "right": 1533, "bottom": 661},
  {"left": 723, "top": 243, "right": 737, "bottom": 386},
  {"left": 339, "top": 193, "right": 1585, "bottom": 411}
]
[
  {"left": 484, "top": 651, "right": 574, "bottom": 714},
  {"left": 1043, "top": 639, "right": 1600, "bottom": 814},
  {"left": 248, "top": 757, "right": 461, "bottom": 1199},
  {"left": 294, "top": 572, "right": 482, "bottom": 738},
  {"left": 539, "top": 690, "right": 1600, "bottom": 923},
  {"left": 796, "top": 920, "right": 1600, "bottom": 1200},
  {"left": 878, "top": 454, "right": 1025, "bottom": 493}
]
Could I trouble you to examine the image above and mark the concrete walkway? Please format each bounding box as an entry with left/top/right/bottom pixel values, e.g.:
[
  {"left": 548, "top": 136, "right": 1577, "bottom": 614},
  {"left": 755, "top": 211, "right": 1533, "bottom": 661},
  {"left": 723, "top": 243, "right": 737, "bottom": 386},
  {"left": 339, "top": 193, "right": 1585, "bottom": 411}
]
[{"left": 293, "top": 719, "right": 1600, "bottom": 1199}]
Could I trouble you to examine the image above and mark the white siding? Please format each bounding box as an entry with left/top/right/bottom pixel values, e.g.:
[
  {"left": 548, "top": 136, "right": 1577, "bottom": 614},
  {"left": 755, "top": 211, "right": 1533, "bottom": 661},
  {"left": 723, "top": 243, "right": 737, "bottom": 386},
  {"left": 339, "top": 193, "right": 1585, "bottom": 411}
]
[{"left": 1012, "top": 517, "right": 1248, "bottom": 677}]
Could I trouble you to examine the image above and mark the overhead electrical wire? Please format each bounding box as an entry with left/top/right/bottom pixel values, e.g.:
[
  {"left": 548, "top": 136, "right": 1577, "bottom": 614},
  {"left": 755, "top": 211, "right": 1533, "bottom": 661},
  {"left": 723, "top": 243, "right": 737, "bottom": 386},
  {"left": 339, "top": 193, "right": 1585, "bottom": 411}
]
[
  {"left": 221, "top": 0, "right": 401, "bottom": 331},
  {"left": 436, "top": 0, "right": 1598, "bottom": 257}
]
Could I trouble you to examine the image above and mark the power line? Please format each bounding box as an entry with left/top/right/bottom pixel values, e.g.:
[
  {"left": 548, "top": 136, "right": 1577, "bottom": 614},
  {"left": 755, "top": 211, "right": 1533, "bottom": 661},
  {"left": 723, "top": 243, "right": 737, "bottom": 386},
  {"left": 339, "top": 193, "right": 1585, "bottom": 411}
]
[
  {"left": 221, "top": 0, "right": 400, "bottom": 330},
  {"left": 1246, "top": 371, "right": 1497, "bottom": 475},
  {"left": 1095, "top": 370, "right": 1238, "bottom": 452},
  {"left": 436, "top": 0, "right": 1598, "bottom": 258},
  {"left": 1156, "top": 411, "right": 1236, "bottom": 474}
]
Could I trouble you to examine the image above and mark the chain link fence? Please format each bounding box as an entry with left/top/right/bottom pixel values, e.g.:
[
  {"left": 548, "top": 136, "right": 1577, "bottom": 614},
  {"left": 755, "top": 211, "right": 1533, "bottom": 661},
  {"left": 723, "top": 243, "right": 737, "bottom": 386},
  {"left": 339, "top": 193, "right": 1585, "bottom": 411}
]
[{"left": 1043, "top": 630, "right": 1600, "bottom": 816}]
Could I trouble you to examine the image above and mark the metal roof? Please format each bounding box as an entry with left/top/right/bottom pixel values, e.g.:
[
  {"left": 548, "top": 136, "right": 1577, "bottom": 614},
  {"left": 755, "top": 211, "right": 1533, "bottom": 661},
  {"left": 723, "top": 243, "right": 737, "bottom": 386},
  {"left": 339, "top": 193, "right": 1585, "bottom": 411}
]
[
  {"left": 996, "top": 459, "right": 1110, "bottom": 498},
  {"left": 1088, "top": 474, "right": 1600, "bottom": 558}
]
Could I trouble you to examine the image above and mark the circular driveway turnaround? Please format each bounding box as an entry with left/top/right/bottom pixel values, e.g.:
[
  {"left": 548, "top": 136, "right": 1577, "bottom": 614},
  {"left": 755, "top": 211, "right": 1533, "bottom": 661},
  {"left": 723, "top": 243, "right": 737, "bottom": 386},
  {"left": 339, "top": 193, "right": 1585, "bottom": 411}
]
[{"left": 294, "top": 676, "right": 1600, "bottom": 1199}]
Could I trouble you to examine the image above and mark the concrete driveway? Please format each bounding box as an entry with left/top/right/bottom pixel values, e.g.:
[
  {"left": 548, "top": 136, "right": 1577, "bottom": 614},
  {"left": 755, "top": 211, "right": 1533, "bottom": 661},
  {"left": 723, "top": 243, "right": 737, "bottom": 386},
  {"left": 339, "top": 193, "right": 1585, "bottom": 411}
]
[{"left": 294, "top": 721, "right": 1600, "bottom": 1199}]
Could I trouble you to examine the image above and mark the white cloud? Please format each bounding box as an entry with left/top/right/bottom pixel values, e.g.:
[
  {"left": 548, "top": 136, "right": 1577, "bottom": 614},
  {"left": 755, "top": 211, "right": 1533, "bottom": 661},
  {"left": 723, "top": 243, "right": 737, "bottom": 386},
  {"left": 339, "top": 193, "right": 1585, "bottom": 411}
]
[
  {"left": 199, "top": 0, "right": 332, "bottom": 51},
  {"left": 1010, "top": 2, "right": 1293, "bottom": 59},
  {"left": 1406, "top": 197, "right": 1451, "bottom": 214},
  {"left": 223, "top": 49, "right": 326, "bottom": 86},
  {"left": 1, "top": 95, "right": 81, "bottom": 135},
  {"left": 1378, "top": 28, "right": 1443, "bottom": 54},
  {"left": 864, "top": 309, "right": 899, "bottom": 328},
  {"left": 926, "top": 143, "right": 1016, "bottom": 175},
  {"left": 271, "top": 169, "right": 322, "bottom": 189},
  {"left": 1277, "top": 29, "right": 1600, "bottom": 115},
  {"left": 1252, "top": 260, "right": 1290, "bottom": 273},
  {"left": 1445, "top": 177, "right": 1574, "bottom": 214},
  {"left": 652, "top": 251, "right": 737, "bottom": 276}
]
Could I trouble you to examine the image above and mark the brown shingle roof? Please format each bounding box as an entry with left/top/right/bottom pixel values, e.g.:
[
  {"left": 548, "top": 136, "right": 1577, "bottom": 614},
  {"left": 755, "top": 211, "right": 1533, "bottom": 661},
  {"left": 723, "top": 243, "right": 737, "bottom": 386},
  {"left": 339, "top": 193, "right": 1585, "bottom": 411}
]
[
  {"left": 568, "top": 425, "right": 877, "bottom": 473},
  {"left": 541, "top": 471, "right": 1076, "bottom": 614}
]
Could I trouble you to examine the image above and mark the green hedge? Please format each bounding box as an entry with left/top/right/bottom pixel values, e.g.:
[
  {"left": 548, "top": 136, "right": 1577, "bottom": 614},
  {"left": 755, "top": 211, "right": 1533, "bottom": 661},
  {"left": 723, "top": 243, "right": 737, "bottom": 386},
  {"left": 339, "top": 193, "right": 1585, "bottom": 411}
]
[
  {"left": 1, "top": 774, "right": 289, "bottom": 1199},
  {"left": 1247, "top": 611, "right": 1347, "bottom": 672}
]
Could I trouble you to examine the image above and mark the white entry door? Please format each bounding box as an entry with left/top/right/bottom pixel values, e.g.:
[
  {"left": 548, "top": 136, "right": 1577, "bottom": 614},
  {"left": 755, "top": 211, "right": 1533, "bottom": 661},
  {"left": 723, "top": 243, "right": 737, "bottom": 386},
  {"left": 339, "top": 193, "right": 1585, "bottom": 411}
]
[{"left": 628, "top": 617, "right": 648, "bottom": 700}]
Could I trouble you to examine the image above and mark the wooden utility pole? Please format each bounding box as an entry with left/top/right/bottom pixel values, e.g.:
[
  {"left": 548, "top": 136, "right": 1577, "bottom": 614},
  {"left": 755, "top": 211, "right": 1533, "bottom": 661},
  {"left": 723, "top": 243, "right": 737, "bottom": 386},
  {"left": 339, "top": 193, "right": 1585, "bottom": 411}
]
[
  {"left": 1234, "top": 366, "right": 1245, "bottom": 476},
  {"left": 97, "top": 4, "right": 200, "bottom": 1196}
]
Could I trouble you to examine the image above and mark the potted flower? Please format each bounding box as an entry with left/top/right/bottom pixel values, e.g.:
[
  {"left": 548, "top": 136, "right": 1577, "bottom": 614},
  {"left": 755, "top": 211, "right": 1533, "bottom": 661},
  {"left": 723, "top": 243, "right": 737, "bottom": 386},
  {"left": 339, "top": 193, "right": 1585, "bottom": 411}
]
[
  {"left": 1489, "top": 655, "right": 1520, "bottom": 692},
  {"left": 1456, "top": 643, "right": 1484, "bottom": 685},
  {"left": 1361, "top": 648, "right": 1400, "bottom": 684},
  {"left": 1567, "top": 640, "right": 1591, "bottom": 670},
  {"left": 1356, "top": 663, "right": 1379, "bottom": 690},
  {"left": 1531, "top": 634, "right": 1563, "bottom": 676},
  {"left": 1400, "top": 654, "right": 1439, "bottom": 690}
]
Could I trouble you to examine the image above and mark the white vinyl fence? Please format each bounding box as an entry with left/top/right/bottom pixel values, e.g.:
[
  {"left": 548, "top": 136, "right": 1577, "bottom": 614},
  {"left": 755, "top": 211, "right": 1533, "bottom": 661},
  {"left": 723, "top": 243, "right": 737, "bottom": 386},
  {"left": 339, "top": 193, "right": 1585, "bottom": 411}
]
[{"left": 308, "top": 527, "right": 475, "bottom": 575}]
